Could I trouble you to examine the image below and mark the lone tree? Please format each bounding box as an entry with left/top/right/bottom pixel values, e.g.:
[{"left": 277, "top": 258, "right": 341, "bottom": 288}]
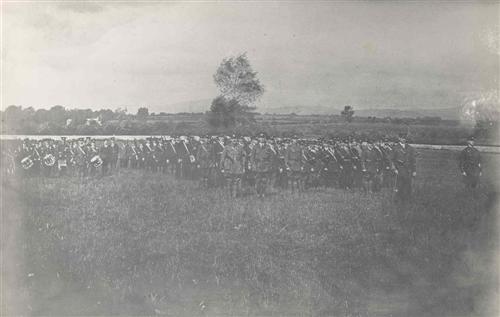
[
  {"left": 341, "top": 105, "right": 355, "bottom": 123},
  {"left": 207, "top": 53, "right": 264, "bottom": 128},
  {"left": 137, "top": 107, "right": 149, "bottom": 120}
]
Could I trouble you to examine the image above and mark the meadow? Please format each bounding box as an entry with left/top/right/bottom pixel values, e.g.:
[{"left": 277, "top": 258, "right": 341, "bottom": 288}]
[{"left": 2, "top": 149, "right": 499, "bottom": 316}]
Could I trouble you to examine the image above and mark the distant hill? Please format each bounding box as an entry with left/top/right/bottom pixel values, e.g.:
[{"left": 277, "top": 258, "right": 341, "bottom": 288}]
[
  {"left": 151, "top": 99, "right": 211, "bottom": 114},
  {"left": 263, "top": 105, "right": 461, "bottom": 120},
  {"left": 355, "top": 107, "right": 460, "bottom": 120},
  {"left": 155, "top": 100, "right": 461, "bottom": 120}
]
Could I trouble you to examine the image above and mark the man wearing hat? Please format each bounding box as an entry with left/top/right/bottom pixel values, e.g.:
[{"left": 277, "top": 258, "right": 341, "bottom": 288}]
[
  {"left": 349, "top": 138, "right": 363, "bottom": 189},
  {"left": 335, "top": 139, "right": 354, "bottom": 189},
  {"left": 360, "top": 138, "right": 381, "bottom": 193},
  {"left": 285, "top": 137, "right": 305, "bottom": 193},
  {"left": 251, "top": 132, "right": 276, "bottom": 197},
  {"left": 110, "top": 137, "right": 120, "bottom": 172},
  {"left": 220, "top": 137, "right": 246, "bottom": 197},
  {"left": 458, "top": 136, "right": 481, "bottom": 192},
  {"left": 194, "top": 136, "right": 212, "bottom": 188},
  {"left": 391, "top": 133, "right": 417, "bottom": 202},
  {"left": 379, "top": 137, "right": 395, "bottom": 189},
  {"left": 100, "top": 139, "right": 112, "bottom": 176},
  {"left": 74, "top": 138, "right": 88, "bottom": 177}
]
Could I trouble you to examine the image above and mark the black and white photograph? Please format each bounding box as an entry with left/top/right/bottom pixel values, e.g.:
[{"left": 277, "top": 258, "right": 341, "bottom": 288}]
[{"left": 1, "top": 1, "right": 499, "bottom": 316}]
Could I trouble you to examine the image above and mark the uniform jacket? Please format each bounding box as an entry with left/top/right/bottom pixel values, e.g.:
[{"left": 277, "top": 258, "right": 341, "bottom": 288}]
[
  {"left": 74, "top": 146, "right": 87, "bottom": 166},
  {"left": 221, "top": 143, "right": 245, "bottom": 175},
  {"left": 361, "top": 144, "right": 380, "bottom": 173},
  {"left": 459, "top": 146, "right": 481, "bottom": 174},
  {"left": 100, "top": 145, "right": 112, "bottom": 161},
  {"left": 196, "top": 143, "right": 212, "bottom": 169},
  {"left": 391, "top": 142, "right": 416, "bottom": 175},
  {"left": 285, "top": 143, "right": 305, "bottom": 172},
  {"left": 251, "top": 143, "right": 276, "bottom": 173},
  {"left": 379, "top": 144, "right": 393, "bottom": 170}
]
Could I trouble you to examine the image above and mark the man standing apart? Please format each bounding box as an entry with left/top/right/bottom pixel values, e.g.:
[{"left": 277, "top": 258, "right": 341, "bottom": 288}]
[
  {"left": 458, "top": 136, "right": 481, "bottom": 193},
  {"left": 391, "top": 133, "right": 416, "bottom": 203}
]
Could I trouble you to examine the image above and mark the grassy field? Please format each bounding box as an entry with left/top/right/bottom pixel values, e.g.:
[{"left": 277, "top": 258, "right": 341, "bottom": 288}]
[{"left": 2, "top": 149, "right": 499, "bottom": 316}]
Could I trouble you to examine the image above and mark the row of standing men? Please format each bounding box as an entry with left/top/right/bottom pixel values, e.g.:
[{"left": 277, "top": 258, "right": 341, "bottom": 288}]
[{"left": 5, "top": 133, "right": 424, "bottom": 201}]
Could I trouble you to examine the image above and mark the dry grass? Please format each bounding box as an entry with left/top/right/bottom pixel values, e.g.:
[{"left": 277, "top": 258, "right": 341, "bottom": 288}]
[{"left": 4, "top": 149, "right": 499, "bottom": 316}]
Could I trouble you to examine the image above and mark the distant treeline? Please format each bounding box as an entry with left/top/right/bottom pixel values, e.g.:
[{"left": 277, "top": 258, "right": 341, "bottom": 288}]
[
  {"left": 1, "top": 105, "right": 498, "bottom": 145},
  {"left": 0, "top": 105, "right": 204, "bottom": 135}
]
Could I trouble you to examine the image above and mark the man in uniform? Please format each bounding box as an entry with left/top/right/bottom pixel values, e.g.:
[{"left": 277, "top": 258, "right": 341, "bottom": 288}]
[
  {"left": 320, "top": 140, "right": 340, "bottom": 188},
  {"left": 40, "top": 139, "right": 56, "bottom": 177},
  {"left": 56, "top": 137, "right": 70, "bottom": 177},
  {"left": 242, "top": 136, "right": 255, "bottom": 188},
  {"left": 349, "top": 138, "right": 363, "bottom": 189},
  {"left": 267, "top": 137, "right": 282, "bottom": 189},
  {"left": 251, "top": 132, "right": 275, "bottom": 198},
  {"left": 144, "top": 139, "right": 154, "bottom": 171},
  {"left": 379, "top": 137, "right": 395, "bottom": 189},
  {"left": 391, "top": 133, "right": 417, "bottom": 203},
  {"left": 118, "top": 140, "right": 128, "bottom": 169},
  {"left": 195, "top": 136, "right": 212, "bottom": 188},
  {"left": 458, "top": 136, "right": 481, "bottom": 192},
  {"left": 88, "top": 140, "right": 100, "bottom": 176},
  {"left": 360, "top": 139, "right": 382, "bottom": 193},
  {"left": 137, "top": 142, "right": 146, "bottom": 169},
  {"left": 220, "top": 136, "right": 246, "bottom": 197},
  {"left": 129, "top": 141, "right": 139, "bottom": 169},
  {"left": 100, "top": 139, "right": 112, "bottom": 176},
  {"left": 284, "top": 137, "right": 305, "bottom": 193},
  {"left": 335, "top": 139, "right": 354, "bottom": 189},
  {"left": 110, "top": 137, "right": 120, "bottom": 172},
  {"left": 273, "top": 138, "right": 288, "bottom": 189}
]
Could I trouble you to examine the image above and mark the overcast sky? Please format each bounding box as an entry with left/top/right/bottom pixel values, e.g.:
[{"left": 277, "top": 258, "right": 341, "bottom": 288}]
[{"left": 3, "top": 1, "right": 499, "bottom": 113}]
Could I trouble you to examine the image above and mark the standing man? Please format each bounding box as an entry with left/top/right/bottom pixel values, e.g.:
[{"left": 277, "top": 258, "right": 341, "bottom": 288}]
[
  {"left": 110, "top": 137, "right": 120, "bottom": 172},
  {"left": 284, "top": 137, "right": 305, "bottom": 193},
  {"left": 118, "top": 141, "right": 128, "bottom": 169},
  {"left": 379, "top": 137, "right": 395, "bottom": 189},
  {"left": 349, "top": 138, "right": 363, "bottom": 189},
  {"left": 335, "top": 139, "right": 354, "bottom": 190},
  {"left": 458, "top": 136, "right": 481, "bottom": 192},
  {"left": 220, "top": 137, "right": 246, "bottom": 198},
  {"left": 74, "top": 138, "right": 88, "bottom": 178},
  {"left": 391, "top": 133, "right": 417, "bottom": 203},
  {"left": 195, "top": 137, "right": 211, "bottom": 188},
  {"left": 100, "top": 139, "right": 112, "bottom": 176},
  {"left": 251, "top": 133, "right": 275, "bottom": 198},
  {"left": 360, "top": 139, "right": 381, "bottom": 193}
]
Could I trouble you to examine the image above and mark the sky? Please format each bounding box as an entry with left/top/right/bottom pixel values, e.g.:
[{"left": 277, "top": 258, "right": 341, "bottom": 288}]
[{"left": 2, "top": 1, "right": 499, "bottom": 113}]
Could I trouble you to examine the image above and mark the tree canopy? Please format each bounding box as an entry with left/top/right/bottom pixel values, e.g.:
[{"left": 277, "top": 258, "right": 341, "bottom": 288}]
[
  {"left": 341, "top": 105, "right": 355, "bottom": 123},
  {"left": 208, "top": 53, "right": 264, "bottom": 129},
  {"left": 137, "top": 107, "right": 149, "bottom": 119},
  {"left": 213, "top": 53, "right": 264, "bottom": 106}
]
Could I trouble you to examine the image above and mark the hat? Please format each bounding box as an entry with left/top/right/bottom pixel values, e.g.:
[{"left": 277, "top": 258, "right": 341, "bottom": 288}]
[
  {"left": 467, "top": 136, "right": 475, "bottom": 141},
  {"left": 256, "top": 132, "right": 268, "bottom": 139}
]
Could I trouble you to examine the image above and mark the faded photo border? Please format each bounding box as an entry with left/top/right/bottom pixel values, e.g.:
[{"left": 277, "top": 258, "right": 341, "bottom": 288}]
[{"left": 1, "top": 1, "right": 499, "bottom": 316}]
